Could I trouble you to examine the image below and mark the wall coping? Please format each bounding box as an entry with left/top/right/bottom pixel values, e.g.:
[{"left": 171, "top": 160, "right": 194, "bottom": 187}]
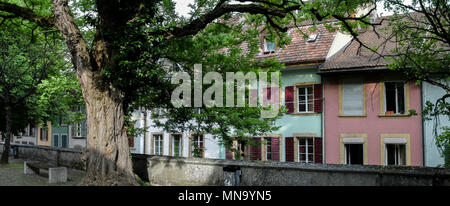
[
  {"left": 133, "top": 154, "right": 450, "bottom": 177},
  {"left": 0, "top": 143, "right": 83, "bottom": 154}
]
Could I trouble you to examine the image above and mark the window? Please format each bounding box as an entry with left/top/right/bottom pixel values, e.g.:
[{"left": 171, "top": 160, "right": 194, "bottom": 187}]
[
  {"left": 172, "top": 134, "right": 182, "bottom": 157},
  {"left": 299, "top": 138, "right": 314, "bottom": 163},
  {"left": 384, "top": 82, "right": 405, "bottom": 114},
  {"left": 22, "top": 124, "right": 35, "bottom": 137},
  {"left": 235, "top": 140, "right": 248, "bottom": 160},
  {"left": 341, "top": 79, "right": 364, "bottom": 115},
  {"left": 344, "top": 144, "right": 364, "bottom": 165},
  {"left": 53, "top": 134, "right": 59, "bottom": 147},
  {"left": 191, "top": 134, "right": 204, "bottom": 158},
  {"left": 264, "top": 38, "right": 275, "bottom": 53},
  {"left": 29, "top": 125, "right": 35, "bottom": 137},
  {"left": 297, "top": 86, "right": 313, "bottom": 113},
  {"left": 266, "top": 138, "right": 272, "bottom": 160},
  {"left": 151, "top": 108, "right": 164, "bottom": 119},
  {"left": 386, "top": 144, "right": 406, "bottom": 165},
  {"left": 73, "top": 122, "right": 87, "bottom": 137},
  {"left": 153, "top": 134, "right": 163, "bottom": 155},
  {"left": 307, "top": 33, "right": 318, "bottom": 42},
  {"left": 40, "top": 127, "right": 48, "bottom": 141}
]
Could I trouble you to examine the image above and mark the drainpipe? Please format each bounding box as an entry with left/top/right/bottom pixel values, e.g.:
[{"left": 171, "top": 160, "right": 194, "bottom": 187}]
[
  {"left": 321, "top": 76, "right": 325, "bottom": 164},
  {"left": 143, "top": 109, "right": 148, "bottom": 155},
  {"left": 420, "top": 82, "right": 425, "bottom": 166}
]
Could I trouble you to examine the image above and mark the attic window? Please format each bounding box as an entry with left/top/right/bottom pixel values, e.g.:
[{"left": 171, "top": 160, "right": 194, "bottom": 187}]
[
  {"left": 264, "top": 38, "right": 276, "bottom": 53},
  {"left": 307, "top": 33, "right": 318, "bottom": 42}
]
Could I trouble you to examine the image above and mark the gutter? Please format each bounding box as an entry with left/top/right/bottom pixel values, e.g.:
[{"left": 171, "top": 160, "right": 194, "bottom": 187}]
[
  {"left": 143, "top": 109, "right": 148, "bottom": 155},
  {"left": 317, "top": 66, "right": 389, "bottom": 74},
  {"left": 321, "top": 75, "right": 325, "bottom": 164},
  {"left": 420, "top": 82, "right": 425, "bottom": 166}
]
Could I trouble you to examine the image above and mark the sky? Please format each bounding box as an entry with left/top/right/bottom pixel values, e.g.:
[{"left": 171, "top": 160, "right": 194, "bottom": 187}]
[{"left": 174, "top": 0, "right": 195, "bottom": 18}]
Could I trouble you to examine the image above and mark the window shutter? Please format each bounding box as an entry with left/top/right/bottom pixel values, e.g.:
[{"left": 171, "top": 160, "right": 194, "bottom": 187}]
[
  {"left": 285, "top": 137, "right": 294, "bottom": 162},
  {"left": 250, "top": 137, "right": 261, "bottom": 160},
  {"left": 314, "top": 84, "right": 323, "bottom": 113},
  {"left": 262, "top": 87, "right": 269, "bottom": 106},
  {"left": 271, "top": 137, "right": 280, "bottom": 161},
  {"left": 249, "top": 89, "right": 258, "bottom": 106},
  {"left": 314, "top": 137, "right": 323, "bottom": 164},
  {"left": 226, "top": 148, "right": 233, "bottom": 160},
  {"left": 342, "top": 80, "right": 364, "bottom": 115},
  {"left": 285, "top": 86, "right": 294, "bottom": 114}
]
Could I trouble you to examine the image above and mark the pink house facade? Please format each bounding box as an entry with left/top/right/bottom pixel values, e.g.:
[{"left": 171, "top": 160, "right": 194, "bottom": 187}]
[
  {"left": 318, "top": 17, "right": 423, "bottom": 166},
  {"left": 320, "top": 72, "right": 423, "bottom": 166}
]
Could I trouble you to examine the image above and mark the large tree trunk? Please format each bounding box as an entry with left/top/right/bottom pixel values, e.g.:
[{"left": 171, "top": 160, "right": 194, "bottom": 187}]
[
  {"left": 0, "top": 105, "right": 12, "bottom": 164},
  {"left": 80, "top": 70, "right": 138, "bottom": 186},
  {"left": 52, "top": 0, "right": 138, "bottom": 185}
]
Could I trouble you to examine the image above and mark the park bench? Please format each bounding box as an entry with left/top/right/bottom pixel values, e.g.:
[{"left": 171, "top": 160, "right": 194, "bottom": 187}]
[{"left": 24, "top": 161, "right": 67, "bottom": 183}]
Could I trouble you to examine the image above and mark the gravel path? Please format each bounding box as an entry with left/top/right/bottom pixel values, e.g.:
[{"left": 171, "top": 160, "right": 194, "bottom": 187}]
[{"left": 0, "top": 157, "right": 85, "bottom": 186}]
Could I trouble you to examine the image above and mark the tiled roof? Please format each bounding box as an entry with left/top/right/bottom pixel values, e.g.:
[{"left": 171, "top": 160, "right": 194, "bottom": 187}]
[
  {"left": 254, "top": 24, "right": 337, "bottom": 66},
  {"left": 319, "top": 15, "right": 402, "bottom": 72},
  {"left": 220, "top": 15, "right": 337, "bottom": 66}
]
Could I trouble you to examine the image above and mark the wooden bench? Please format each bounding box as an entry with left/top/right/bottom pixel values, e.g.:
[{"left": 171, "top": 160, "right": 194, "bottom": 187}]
[{"left": 24, "top": 161, "right": 67, "bottom": 183}]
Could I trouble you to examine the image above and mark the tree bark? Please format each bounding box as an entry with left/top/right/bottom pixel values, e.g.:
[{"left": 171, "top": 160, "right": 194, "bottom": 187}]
[
  {"left": 80, "top": 70, "right": 137, "bottom": 186},
  {"left": 0, "top": 105, "right": 12, "bottom": 164},
  {"left": 51, "top": 0, "right": 138, "bottom": 185}
]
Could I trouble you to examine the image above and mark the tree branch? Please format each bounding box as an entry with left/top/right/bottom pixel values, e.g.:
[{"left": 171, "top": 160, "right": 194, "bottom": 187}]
[
  {"left": 0, "top": 1, "right": 54, "bottom": 27},
  {"left": 168, "top": 2, "right": 293, "bottom": 38}
]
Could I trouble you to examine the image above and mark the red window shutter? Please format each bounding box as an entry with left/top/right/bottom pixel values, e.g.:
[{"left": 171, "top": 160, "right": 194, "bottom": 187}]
[
  {"left": 285, "top": 86, "right": 294, "bottom": 114},
  {"left": 262, "top": 88, "right": 269, "bottom": 106},
  {"left": 250, "top": 137, "right": 261, "bottom": 160},
  {"left": 249, "top": 89, "right": 258, "bottom": 106},
  {"left": 271, "top": 137, "right": 280, "bottom": 161},
  {"left": 226, "top": 148, "right": 233, "bottom": 160},
  {"left": 285, "top": 137, "right": 294, "bottom": 162},
  {"left": 314, "top": 84, "right": 323, "bottom": 113},
  {"left": 314, "top": 137, "right": 323, "bottom": 164}
]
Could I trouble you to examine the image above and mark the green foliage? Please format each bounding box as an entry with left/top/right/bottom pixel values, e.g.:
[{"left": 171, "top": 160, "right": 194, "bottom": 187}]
[
  {"left": 436, "top": 127, "right": 450, "bottom": 168},
  {"left": 423, "top": 95, "right": 450, "bottom": 167},
  {"left": 0, "top": 8, "right": 82, "bottom": 134}
]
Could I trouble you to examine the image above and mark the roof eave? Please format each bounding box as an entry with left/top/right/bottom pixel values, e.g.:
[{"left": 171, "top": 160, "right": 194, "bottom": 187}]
[{"left": 317, "top": 66, "right": 389, "bottom": 75}]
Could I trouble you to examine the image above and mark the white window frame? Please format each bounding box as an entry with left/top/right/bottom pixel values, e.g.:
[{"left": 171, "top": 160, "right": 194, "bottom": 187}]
[
  {"left": 297, "top": 86, "right": 314, "bottom": 113},
  {"left": 384, "top": 81, "right": 406, "bottom": 114},
  {"left": 298, "top": 137, "right": 314, "bottom": 163},
  {"left": 266, "top": 138, "right": 272, "bottom": 161},
  {"left": 192, "top": 134, "right": 204, "bottom": 157},
  {"left": 172, "top": 134, "right": 182, "bottom": 157},
  {"left": 264, "top": 38, "right": 275, "bottom": 53},
  {"left": 40, "top": 127, "right": 48, "bottom": 141},
  {"left": 385, "top": 143, "right": 406, "bottom": 166},
  {"left": 153, "top": 134, "right": 163, "bottom": 155}
]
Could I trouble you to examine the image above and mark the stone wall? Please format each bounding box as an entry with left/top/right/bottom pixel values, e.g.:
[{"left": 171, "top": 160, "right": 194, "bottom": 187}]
[
  {"left": 133, "top": 155, "right": 450, "bottom": 186},
  {"left": 2, "top": 144, "right": 450, "bottom": 186},
  {"left": 0, "top": 143, "right": 84, "bottom": 170}
]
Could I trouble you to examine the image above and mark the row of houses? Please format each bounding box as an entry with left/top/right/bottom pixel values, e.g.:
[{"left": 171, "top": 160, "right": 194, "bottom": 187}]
[
  {"left": 130, "top": 14, "right": 448, "bottom": 167},
  {"left": 2, "top": 110, "right": 88, "bottom": 150},
  {"left": 2, "top": 13, "right": 446, "bottom": 168}
]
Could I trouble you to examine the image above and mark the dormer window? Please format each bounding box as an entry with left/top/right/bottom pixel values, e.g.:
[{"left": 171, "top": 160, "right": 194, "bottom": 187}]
[
  {"left": 307, "top": 33, "right": 318, "bottom": 42},
  {"left": 264, "top": 38, "right": 276, "bottom": 53}
]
